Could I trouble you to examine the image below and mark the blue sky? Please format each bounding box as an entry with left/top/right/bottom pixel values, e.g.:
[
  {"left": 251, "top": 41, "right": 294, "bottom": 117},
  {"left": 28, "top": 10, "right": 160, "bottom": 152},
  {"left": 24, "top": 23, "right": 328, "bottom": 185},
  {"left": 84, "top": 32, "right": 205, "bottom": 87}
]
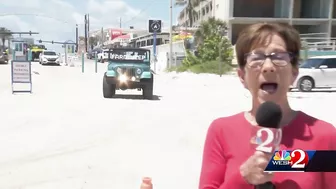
[{"left": 0, "top": 0, "right": 184, "bottom": 52}]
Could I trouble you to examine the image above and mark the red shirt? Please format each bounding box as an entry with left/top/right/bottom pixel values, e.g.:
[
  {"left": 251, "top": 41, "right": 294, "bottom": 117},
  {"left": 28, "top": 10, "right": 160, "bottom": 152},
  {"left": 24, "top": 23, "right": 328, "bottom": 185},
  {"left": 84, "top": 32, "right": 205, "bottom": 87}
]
[{"left": 199, "top": 111, "right": 336, "bottom": 189}]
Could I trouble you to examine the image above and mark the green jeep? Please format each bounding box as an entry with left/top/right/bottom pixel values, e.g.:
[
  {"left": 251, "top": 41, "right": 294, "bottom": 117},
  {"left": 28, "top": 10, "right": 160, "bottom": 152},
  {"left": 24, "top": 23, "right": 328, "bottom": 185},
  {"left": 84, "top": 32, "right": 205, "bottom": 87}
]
[{"left": 103, "top": 48, "right": 154, "bottom": 99}]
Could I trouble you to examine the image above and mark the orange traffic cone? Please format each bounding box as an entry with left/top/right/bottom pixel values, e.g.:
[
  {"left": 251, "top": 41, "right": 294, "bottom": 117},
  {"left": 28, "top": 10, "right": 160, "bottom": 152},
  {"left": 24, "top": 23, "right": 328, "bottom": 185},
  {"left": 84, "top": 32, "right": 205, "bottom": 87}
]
[{"left": 140, "top": 177, "right": 152, "bottom": 189}]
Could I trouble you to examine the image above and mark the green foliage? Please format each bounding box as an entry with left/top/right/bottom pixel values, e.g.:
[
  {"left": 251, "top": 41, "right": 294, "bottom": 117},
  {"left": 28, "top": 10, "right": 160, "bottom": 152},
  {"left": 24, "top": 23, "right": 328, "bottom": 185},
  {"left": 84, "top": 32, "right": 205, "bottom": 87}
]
[
  {"left": 168, "top": 18, "right": 234, "bottom": 75},
  {"left": 89, "top": 36, "right": 99, "bottom": 46},
  {"left": 167, "top": 65, "right": 189, "bottom": 72},
  {"left": 189, "top": 60, "right": 233, "bottom": 74},
  {"left": 194, "top": 17, "right": 227, "bottom": 44},
  {"left": 220, "top": 37, "right": 234, "bottom": 62},
  {"left": 182, "top": 50, "right": 201, "bottom": 66},
  {"left": 168, "top": 60, "right": 234, "bottom": 75}
]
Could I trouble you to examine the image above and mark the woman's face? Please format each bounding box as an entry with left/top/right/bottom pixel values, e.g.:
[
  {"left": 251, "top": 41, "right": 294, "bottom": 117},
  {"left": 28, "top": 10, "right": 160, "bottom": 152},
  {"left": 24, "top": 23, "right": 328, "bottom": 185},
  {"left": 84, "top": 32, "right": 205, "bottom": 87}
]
[{"left": 238, "top": 34, "right": 298, "bottom": 103}]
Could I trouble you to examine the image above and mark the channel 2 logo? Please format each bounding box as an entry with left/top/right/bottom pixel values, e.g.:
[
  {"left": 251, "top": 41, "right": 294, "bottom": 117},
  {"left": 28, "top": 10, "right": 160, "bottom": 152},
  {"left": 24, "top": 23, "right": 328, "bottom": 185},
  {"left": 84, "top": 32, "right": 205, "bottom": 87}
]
[{"left": 265, "top": 149, "right": 312, "bottom": 172}]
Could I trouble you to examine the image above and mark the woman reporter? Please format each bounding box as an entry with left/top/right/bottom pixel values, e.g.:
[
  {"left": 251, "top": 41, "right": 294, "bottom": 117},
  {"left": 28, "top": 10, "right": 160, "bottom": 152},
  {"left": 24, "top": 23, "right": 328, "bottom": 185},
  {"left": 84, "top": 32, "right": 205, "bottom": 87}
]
[{"left": 199, "top": 23, "right": 336, "bottom": 189}]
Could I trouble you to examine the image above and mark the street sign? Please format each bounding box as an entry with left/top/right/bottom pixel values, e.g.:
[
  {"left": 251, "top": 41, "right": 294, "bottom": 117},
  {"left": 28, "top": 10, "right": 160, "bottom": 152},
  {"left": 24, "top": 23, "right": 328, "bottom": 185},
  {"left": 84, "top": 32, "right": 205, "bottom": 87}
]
[
  {"left": 148, "top": 20, "right": 161, "bottom": 72},
  {"left": 149, "top": 20, "right": 162, "bottom": 33},
  {"left": 15, "top": 56, "right": 27, "bottom": 61},
  {"left": 175, "top": 0, "right": 187, "bottom": 5},
  {"left": 11, "top": 60, "right": 32, "bottom": 93}
]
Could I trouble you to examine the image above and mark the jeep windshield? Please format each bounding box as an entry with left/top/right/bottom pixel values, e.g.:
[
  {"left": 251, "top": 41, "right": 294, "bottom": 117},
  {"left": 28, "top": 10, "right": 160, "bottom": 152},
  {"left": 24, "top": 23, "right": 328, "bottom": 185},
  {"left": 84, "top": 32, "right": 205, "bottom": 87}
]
[
  {"left": 37, "top": 45, "right": 45, "bottom": 49},
  {"left": 108, "top": 49, "right": 150, "bottom": 63}
]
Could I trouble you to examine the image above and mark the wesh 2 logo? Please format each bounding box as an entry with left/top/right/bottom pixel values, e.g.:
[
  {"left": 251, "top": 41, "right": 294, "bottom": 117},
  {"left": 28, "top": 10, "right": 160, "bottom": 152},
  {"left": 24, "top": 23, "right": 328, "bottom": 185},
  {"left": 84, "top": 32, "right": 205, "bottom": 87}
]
[{"left": 264, "top": 149, "right": 314, "bottom": 172}]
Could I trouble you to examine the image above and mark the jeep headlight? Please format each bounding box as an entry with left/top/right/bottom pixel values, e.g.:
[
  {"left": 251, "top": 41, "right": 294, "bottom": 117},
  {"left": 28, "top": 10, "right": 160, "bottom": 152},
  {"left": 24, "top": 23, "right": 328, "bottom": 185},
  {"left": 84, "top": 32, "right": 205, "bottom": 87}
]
[
  {"left": 119, "top": 74, "right": 127, "bottom": 82},
  {"left": 136, "top": 68, "right": 142, "bottom": 75}
]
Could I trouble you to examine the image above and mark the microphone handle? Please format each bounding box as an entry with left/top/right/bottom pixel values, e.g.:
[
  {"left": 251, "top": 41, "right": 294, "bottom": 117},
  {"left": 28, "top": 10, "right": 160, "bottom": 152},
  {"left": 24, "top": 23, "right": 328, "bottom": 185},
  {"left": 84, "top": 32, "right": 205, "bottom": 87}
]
[{"left": 255, "top": 182, "right": 275, "bottom": 189}]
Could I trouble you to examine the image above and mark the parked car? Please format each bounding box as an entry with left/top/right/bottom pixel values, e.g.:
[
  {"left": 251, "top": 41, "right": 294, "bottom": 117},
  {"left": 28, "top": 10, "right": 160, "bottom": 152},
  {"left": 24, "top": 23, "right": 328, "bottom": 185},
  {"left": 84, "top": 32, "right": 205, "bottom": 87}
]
[
  {"left": 291, "top": 55, "right": 336, "bottom": 92},
  {"left": 86, "top": 49, "right": 96, "bottom": 59},
  {"left": 39, "top": 50, "right": 60, "bottom": 65},
  {"left": 88, "top": 48, "right": 102, "bottom": 59}
]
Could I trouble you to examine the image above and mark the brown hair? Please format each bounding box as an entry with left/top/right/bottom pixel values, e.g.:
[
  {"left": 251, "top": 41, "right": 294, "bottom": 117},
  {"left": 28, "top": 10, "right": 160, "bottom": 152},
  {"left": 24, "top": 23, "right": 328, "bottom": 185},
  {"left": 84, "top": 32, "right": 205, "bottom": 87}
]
[{"left": 235, "top": 22, "right": 301, "bottom": 68}]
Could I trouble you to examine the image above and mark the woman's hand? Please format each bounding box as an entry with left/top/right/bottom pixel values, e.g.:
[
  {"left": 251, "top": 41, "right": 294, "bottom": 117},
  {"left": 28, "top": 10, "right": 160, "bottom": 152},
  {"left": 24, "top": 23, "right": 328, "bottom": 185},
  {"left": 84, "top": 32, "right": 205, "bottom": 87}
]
[{"left": 240, "top": 151, "right": 274, "bottom": 185}]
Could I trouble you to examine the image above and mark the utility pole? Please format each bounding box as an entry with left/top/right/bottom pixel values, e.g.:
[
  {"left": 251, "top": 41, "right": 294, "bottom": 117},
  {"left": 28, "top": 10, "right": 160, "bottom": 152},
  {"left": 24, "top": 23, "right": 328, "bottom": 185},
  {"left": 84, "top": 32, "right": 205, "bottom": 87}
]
[
  {"left": 101, "top": 27, "right": 104, "bottom": 45},
  {"left": 87, "top": 14, "right": 90, "bottom": 51},
  {"left": 119, "top": 17, "right": 122, "bottom": 28},
  {"left": 200, "top": 1, "right": 203, "bottom": 23},
  {"left": 75, "top": 24, "right": 78, "bottom": 52},
  {"left": 169, "top": 0, "right": 173, "bottom": 68},
  {"left": 88, "top": 14, "right": 90, "bottom": 34},
  {"left": 84, "top": 14, "right": 87, "bottom": 52},
  {"left": 212, "top": 0, "right": 216, "bottom": 17}
]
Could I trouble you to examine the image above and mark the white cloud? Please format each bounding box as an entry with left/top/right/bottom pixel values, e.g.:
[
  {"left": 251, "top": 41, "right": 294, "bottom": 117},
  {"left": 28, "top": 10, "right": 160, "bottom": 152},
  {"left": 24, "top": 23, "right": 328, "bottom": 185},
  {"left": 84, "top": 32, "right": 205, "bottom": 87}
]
[
  {"left": 0, "top": 15, "right": 35, "bottom": 32},
  {"left": 51, "top": 0, "right": 73, "bottom": 9},
  {"left": 1, "top": 0, "right": 40, "bottom": 8},
  {"left": 0, "top": 0, "right": 79, "bottom": 52},
  {"left": 87, "top": 0, "right": 137, "bottom": 14},
  {"left": 85, "top": 0, "right": 151, "bottom": 30}
]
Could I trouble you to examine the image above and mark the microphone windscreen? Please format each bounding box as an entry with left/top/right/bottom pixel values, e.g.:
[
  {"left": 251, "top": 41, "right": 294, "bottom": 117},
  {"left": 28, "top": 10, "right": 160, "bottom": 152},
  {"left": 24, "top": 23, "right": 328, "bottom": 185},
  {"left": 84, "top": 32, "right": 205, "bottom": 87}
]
[{"left": 255, "top": 101, "right": 282, "bottom": 128}]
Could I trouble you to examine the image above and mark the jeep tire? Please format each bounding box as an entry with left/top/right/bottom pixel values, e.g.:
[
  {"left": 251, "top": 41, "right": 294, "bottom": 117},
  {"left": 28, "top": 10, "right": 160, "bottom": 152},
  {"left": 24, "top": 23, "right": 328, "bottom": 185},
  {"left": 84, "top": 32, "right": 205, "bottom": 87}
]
[
  {"left": 103, "top": 75, "right": 116, "bottom": 98},
  {"left": 142, "top": 76, "right": 154, "bottom": 100}
]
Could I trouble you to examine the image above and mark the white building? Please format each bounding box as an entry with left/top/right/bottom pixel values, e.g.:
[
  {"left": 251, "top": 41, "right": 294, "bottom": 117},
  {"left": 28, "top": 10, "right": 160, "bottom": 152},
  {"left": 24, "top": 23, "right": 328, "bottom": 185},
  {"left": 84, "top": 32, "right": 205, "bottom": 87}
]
[{"left": 178, "top": 0, "right": 336, "bottom": 44}]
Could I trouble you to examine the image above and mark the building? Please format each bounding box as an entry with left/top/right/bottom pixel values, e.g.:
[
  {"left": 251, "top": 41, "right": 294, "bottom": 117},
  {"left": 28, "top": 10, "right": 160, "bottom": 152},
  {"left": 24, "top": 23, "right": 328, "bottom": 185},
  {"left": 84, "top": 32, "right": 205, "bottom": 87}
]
[
  {"left": 104, "top": 34, "right": 132, "bottom": 47},
  {"left": 177, "top": 0, "right": 336, "bottom": 44},
  {"left": 178, "top": 0, "right": 215, "bottom": 27},
  {"left": 129, "top": 32, "right": 178, "bottom": 48},
  {"left": 89, "top": 28, "right": 150, "bottom": 48},
  {"left": 89, "top": 26, "right": 180, "bottom": 49},
  {"left": 89, "top": 28, "right": 149, "bottom": 40}
]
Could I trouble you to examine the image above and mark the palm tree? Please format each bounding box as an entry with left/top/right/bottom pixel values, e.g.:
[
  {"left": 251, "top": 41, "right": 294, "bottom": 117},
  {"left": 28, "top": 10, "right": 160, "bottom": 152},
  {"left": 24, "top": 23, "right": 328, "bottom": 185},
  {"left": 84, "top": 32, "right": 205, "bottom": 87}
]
[
  {"left": 185, "top": 2, "right": 197, "bottom": 27},
  {"left": 89, "top": 36, "right": 98, "bottom": 49},
  {"left": 0, "top": 27, "right": 12, "bottom": 50},
  {"left": 194, "top": 17, "right": 227, "bottom": 45},
  {"left": 176, "top": 0, "right": 206, "bottom": 27},
  {"left": 193, "top": 17, "right": 232, "bottom": 63}
]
